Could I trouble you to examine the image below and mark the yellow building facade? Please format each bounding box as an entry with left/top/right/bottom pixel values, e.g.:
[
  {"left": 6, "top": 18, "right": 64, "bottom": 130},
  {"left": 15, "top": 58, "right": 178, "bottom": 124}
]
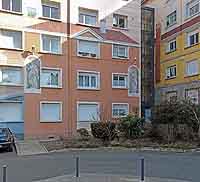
[{"left": 143, "top": 0, "right": 200, "bottom": 104}]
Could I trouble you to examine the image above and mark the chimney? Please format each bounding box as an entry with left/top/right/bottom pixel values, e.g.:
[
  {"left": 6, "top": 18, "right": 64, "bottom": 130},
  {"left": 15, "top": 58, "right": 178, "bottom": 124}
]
[{"left": 100, "top": 19, "right": 107, "bottom": 34}]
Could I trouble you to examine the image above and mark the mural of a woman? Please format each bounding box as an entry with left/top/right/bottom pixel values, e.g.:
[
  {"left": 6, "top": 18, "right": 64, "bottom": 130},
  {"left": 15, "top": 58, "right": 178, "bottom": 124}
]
[
  {"left": 25, "top": 55, "right": 40, "bottom": 92},
  {"left": 128, "top": 66, "right": 139, "bottom": 96}
]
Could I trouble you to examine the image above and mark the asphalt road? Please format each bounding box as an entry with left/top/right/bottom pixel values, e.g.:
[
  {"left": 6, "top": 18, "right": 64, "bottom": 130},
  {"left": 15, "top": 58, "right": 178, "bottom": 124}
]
[{"left": 0, "top": 150, "right": 199, "bottom": 182}]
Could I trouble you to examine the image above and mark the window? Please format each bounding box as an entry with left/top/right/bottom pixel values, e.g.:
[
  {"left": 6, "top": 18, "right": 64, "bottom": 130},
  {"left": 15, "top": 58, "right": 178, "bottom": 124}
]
[
  {"left": 112, "top": 103, "right": 129, "bottom": 118},
  {"left": 112, "top": 74, "right": 128, "bottom": 88},
  {"left": 186, "top": 60, "right": 198, "bottom": 76},
  {"left": 187, "top": 30, "right": 199, "bottom": 47},
  {"left": 2, "top": 0, "right": 22, "bottom": 13},
  {"left": 40, "top": 102, "right": 62, "bottom": 122},
  {"left": 113, "top": 14, "right": 128, "bottom": 29},
  {"left": 166, "top": 65, "right": 176, "bottom": 79},
  {"left": 186, "top": 89, "right": 199, "bottom": 104},
  {"left": 0, "top": 29, "right": 22, "bottom": 49},
  {"left": 79, "top": 8, "right": 98, "bottom": 26},
  {"left": 166, "top": 39, "right": 176, "bottom": 53},
  {"left": 41, "top": 34, "right": 61, "bottom": 54},
  {"left": 166, "top": 91, "right": 177, "bottom": 102},
  {"left": 78, "top": 103, "right": 99, "bottom": 122},
  {"left": 113, "top": 44, "right": 128, "bottom": 59},
  {"left": 166, "top": 11, "right": 177, "bottom": 27},
  {"left": 78, "top": 40, "right": 99, "bottom": 58},
  {"left": 186, "top": 0, "right": 200, "bottom": 18},
  {"left": 77, "top": 71, "right": 100, "bottom": 89},
  {"left": 42, "top": 1, "right": 60, "bottom": 19},
  {"left": 41, "top": 69, "right": 61, "bottom": 88},
  {"left": 0, "top": 68, "right": 22, "bottom": 85}
]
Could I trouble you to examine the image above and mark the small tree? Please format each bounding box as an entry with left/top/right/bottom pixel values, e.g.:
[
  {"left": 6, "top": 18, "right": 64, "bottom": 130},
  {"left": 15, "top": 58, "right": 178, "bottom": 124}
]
[{"left": 119, "top": 114, "right": 145, "bottom": 139}]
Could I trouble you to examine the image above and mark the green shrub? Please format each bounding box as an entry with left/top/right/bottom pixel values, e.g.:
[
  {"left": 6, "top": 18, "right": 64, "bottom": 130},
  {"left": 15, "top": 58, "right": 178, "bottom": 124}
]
[
  {"left": 119, "top": 114, "right": 145, "bottom": 139},
  {"left": 91, "top": 122, "right": 117, "bottom": 142},
  {"left": 77, "top": 128, "right": 90, "bottom": 138}
]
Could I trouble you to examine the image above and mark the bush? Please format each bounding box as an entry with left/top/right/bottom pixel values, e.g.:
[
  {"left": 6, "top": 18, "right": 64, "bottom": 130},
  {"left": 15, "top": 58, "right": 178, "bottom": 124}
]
[
  {"left": 119, "top": 114, "right": 145, "bottom": 139},
  {"left": 152, "top": 99, "right": 200, "bottom": 142},
  {"left": 91, "top": 122, "right": 118, "bottom": 142},
  {"left": 77, "top": 128, "right": 90, "bottom": 138}
]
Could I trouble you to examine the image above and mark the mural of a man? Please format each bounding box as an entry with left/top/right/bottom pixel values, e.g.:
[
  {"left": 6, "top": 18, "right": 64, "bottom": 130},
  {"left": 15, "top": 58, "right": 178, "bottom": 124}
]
[
  {"left": 129, "top": 66, "right": 139, "bottom": 96},
  {"left": 25, "top": 56, "right": 40, "bottom": 91}
]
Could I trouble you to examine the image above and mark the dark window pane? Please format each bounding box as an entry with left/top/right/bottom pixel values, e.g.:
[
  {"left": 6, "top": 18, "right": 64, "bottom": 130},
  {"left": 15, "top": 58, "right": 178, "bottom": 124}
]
[
  {"left": 2, "top": 0, "right": 10, "bottom": 11},
  {"left": 42, "top": 5, "right": 50, "bottom": 17},
  {"left": 12, "top": 0, "right": 22, "bottom": 12},
  {"left": 51, "top": 7, "right": 60, "bottom": 19}
]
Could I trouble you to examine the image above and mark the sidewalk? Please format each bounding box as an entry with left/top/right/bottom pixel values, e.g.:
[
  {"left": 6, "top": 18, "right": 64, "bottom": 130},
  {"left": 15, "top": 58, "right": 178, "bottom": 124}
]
[
  {"left": 34, "top": 174, "right": 191, "bottom": 182},
  {"left": 15, "top": 140, "right": 48, "bottom": 156}
]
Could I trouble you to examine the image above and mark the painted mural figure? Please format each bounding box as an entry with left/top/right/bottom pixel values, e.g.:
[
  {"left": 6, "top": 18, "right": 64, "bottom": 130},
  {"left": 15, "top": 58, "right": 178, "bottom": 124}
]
[
  {"left": 129, "top": 66, "right": 139, "bottom": 96},
  {"left": 25, "top": 56, "right": 40, "bottom": 91}
]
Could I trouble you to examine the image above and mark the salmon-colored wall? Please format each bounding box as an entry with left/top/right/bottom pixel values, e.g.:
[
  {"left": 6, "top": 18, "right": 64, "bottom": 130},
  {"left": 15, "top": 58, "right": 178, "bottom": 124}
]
[
  {"left": 24, "top": 49, "right": 69, "bottom": 139},
  {"left": 24, "top": 36, "right": 139, "bottom": 139},
  {"left": 70, "top": 40, "right": 139, "bottom": 132}
]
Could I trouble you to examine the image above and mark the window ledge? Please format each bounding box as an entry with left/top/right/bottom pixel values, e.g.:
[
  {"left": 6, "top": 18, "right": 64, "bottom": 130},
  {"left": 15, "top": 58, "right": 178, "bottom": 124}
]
[
  {"left": 0, "top": 47, "right": 23, "bottom": 52},
  {"left": 40, "top": 121, "right": 62, "bottom": 123},
  {"left": 184, "top": 43, "right": 199, "bottom": 49},
  {"left": 184, "top": 73, "right": 199, "bottom": 78},
  {"left": 39, "top": 51, "right": 63, "bottom": 56},
  {"left": 184, "top": 12, "right": 200, "bottom": 21},
  {"left": 77, "top": 87, "right": 100, "bottom": 91},
  {"left": 39, "top": 17, "right": 62, "bottom": 22},
  {"left": 0, "top": 83, "right": 23, "bottom": 87},
  {"left": 165, "top": 22, "right": 177, "bottom": 30},
  {"left": 165, "top": 76, "right": 176, "bottom": 80},
  {"left": 41, "top": 86, "right": 62, "bottom": 89},
  {"left": 0, "top": 9, "right": 23, "bottom": 16},
  {"left": 76, "top": 23, "right": 99, "bottom": 28},
  {"left": 112, "top": 87, "right": 128, "bottom": 90},
  {"left": 112, "top": 26, "right": 129, "bottom": 31},
  {"left": 165, "top": 49, "right": 177, "bottom": 55},
  {"left": 77, "top": 55, "right": 100, "bottom": 59},
  {"left": 112, "top": 56, "right": 129, "bottom": 60}
]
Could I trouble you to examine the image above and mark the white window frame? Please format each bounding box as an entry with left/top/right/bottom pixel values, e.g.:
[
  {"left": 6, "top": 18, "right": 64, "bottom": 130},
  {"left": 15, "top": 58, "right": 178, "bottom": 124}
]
[
  {"left": 77, "top": 70, "right": 100, "bottom": 90},
  {"left": 166, "top": 39, "right": 176, "bottom": 53},
  {"left": 112, "top": 103, "right": 129, "bottom": 118},
  {"left": 186, "top": 0, "right": 200, "bottom": 18},
  {"left": 40, "top": 101, "right": 62, "bottom": 122},
  {"left": 40, "top": 67, "right": 62, "bottom": 88},
  {"left": 41, "top": 1, "right": 61, "bottom": 20},
  {"left": 113, "top": 14, "right": 128, "bottom": 29},
  {"left": 166, "top": 65, "right": 177, "bottom": 79},
  {"left": 186, "top": 30, "right": 199, "bottom": 47},
  {"left": 79, "top": 8, "right": 98, "bottom": 26},
  {"left": 185, "top": 89, "right": 199, "bottom": 104},
  {"left": 112, "top": 44, "right": 129, "bottom": 59},
  {"left": 112, "top": 73, "right": 128, "bottom": 89},
  {"left": 166, "top": 10, "right": 177, "bottom": 28},
  {"left": 0, "top": 67, "right": 23, "bottom": 86},
  {"left": 185, "top": 60, "right": 199, "bottom": 76},
  {"left": 77, "top": 101, "right": 100, "bottom": 122},
  {"left": 40, "top": 34, "right": 62, "bottom": 54},
  {"left": 77, "top": 39, "right": 100, "bottom": 59},
  {"left": 1, "top": 0, "right": 22, "bottom": 13},
  {"left": 0, "top": 29, "right": 23, "bottom": 50}
]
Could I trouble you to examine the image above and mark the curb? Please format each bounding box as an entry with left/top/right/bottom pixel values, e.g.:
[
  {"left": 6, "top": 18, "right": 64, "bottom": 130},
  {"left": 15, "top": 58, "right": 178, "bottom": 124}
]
[{"left": 48, "top": 146, "right": 200, "bottom": 154}]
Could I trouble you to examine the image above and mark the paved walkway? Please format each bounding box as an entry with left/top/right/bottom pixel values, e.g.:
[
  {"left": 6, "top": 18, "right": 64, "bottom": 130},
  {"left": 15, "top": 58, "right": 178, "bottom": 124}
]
[
  {"left": 34, "top": 174, "right": 191, "bottom": 182},
  {"left": 15, "top": 140, "right": 48, "bottom": 156}
]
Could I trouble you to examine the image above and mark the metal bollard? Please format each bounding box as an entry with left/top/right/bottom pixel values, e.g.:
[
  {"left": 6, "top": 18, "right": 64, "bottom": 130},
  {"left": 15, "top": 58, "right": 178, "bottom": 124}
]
[
  {"left": 75, "top": 157, "right": 79, "bottom": 177},
  {"left": 3, "top": 165, "right": 7, "bottom": 182},
  {"left": 141, "top": 158, "right": 145, "bottom": 181}
]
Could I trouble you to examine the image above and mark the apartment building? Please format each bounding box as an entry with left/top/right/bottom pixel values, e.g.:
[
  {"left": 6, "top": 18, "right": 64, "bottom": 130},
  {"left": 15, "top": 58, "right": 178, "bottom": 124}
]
[
  {"left": 143, "top": 0, "right": 200, "bottom": 104},
  {"left": 0, "top": 0, "right": 141, "bottom": 139}
]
